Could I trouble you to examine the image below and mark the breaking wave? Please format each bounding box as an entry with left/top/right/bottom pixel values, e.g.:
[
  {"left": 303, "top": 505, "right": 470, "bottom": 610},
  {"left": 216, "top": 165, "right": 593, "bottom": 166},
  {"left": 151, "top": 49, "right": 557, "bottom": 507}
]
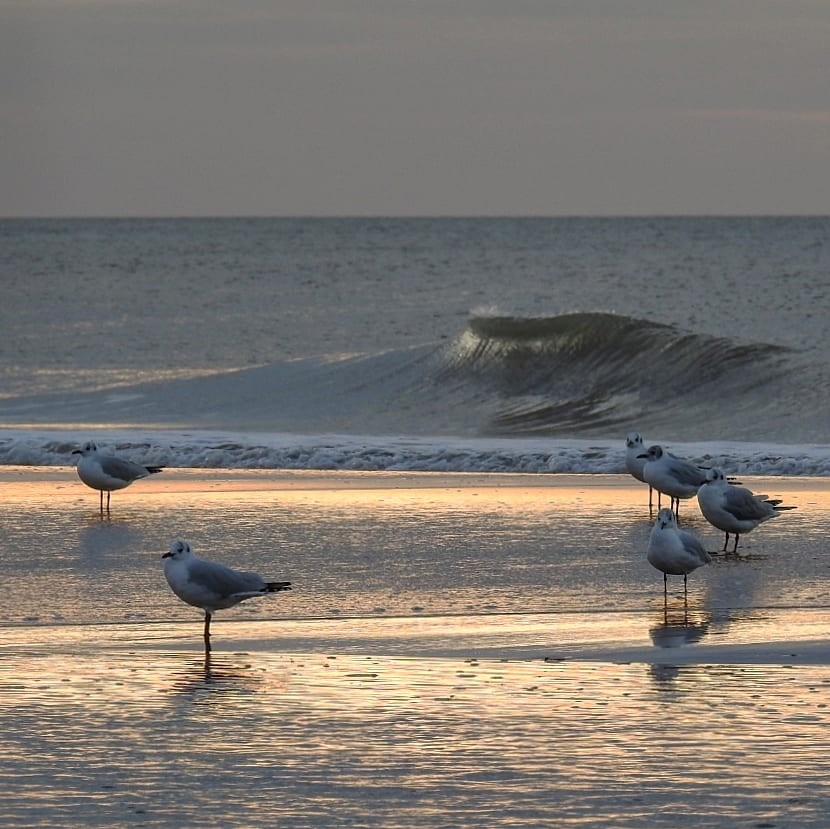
[
  {"left": 435, "top": 312, "right": 796, "bottom": 437},
  {"left": 0, "top": 312, "right": 825, "bottom": 447}
]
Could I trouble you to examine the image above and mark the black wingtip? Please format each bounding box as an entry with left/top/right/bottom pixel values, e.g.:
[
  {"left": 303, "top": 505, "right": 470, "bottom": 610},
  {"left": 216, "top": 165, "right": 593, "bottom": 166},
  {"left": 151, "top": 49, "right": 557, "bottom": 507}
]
[
  {"left": 147, "top": 466, "right": 164, "bottom": 474},
  {"left": 266, "top": 581, "right": 292, "bottom": 593}
]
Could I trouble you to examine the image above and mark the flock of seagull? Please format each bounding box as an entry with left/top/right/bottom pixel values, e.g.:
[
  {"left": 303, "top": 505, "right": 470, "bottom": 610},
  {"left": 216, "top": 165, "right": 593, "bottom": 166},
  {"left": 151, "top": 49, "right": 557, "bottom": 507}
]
[
  {"left": 70, "top": 435, "right": 795, "bottom": 651},
  {"left": 73, "top": 440, "right": 292, "bottom": 653},
  {"left": 625, "top": 431, "right": 796, "bottom": 598}
]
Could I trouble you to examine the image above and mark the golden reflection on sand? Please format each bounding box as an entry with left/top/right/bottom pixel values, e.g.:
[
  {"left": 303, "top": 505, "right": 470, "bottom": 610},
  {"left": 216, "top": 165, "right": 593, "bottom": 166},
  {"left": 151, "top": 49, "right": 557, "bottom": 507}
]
[
  {"left": 4, "top": 643, "right": 830, "bottom": 827},
  {"left": 3, "top": 608, "right": 830, "bottom": 827},
  {"left": 1, "top": 468, "right": 828, "bottom": 663},
  {"left": 0, "top": 466, "right": 674, "bottom": 502},
  {"left": 5, "top": 465, "right": 826, "bottom": 513}
]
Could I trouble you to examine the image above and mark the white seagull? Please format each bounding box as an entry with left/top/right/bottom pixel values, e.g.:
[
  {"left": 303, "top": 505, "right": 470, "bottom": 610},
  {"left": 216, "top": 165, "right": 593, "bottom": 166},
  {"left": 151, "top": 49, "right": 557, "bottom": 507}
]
[
  {"left": 647, "top": 507, "right": 712, "bottom": 599},
  {"left": 625, "top": 431, "right": 658, "bottom": 508},
  {"left": 73, "top": 441, "right": 164, "bottom": 513},
  {"left": 697, "top": 468, "right": 796, "bottom": 553},
  {"left": 162, "top": 540, "right": 292, "bottom": 653},
  {"left": 639, "top": 444, "right": 707, "bottom": 517}
]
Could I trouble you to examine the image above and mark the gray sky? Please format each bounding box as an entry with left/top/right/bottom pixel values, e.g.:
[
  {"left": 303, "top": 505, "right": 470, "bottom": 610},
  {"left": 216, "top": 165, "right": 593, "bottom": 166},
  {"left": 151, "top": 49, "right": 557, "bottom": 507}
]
[{"left": 3, "top": 0, "right": 829, "bottom": 217}]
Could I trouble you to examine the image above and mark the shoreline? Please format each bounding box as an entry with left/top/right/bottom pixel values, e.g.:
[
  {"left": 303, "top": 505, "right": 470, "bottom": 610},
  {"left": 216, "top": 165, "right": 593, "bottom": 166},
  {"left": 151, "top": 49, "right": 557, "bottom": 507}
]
[
  {"left": 3, "top": 463, "right": 829, "bottom": 489},
  {"left": 3, "top": 608, "right": 830, "bottom": 666}
]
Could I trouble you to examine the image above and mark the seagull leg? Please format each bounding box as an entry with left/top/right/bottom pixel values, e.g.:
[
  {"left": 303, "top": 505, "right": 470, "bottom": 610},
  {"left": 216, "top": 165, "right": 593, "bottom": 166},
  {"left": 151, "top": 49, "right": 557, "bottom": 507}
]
[
  {"left": 683, "top": 573, "right": 688, "bottom": 602},
  {"left": 732, "top": 534, "right": 740, "bottom": 554},
  {"left": 648, "top": 485, "right": 653, "bottom": 510},
  {"left": 203, "top": 611, "right": 212, "bottom": 653},
  {"left": 98, "top": 490, "right": 104, "bottom": 515},
  {"left": 106, "top": 491, "right": 111, "bottom": 513},
  {"left": 722, "top": 532, "right": 730, "bottom": 553}
]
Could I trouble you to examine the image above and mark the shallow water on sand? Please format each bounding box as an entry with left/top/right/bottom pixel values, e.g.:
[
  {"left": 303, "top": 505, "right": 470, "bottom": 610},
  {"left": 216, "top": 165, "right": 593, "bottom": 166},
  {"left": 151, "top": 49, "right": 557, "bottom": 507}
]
[
  {"left": 4, "top": 636, "right": 830, "bottom": 828},
  {"left": 2, "top": 470, "right": 830, "bottom": 827},
  {"left": 1, "top": 469, "right": 827, "bottom": 625}
]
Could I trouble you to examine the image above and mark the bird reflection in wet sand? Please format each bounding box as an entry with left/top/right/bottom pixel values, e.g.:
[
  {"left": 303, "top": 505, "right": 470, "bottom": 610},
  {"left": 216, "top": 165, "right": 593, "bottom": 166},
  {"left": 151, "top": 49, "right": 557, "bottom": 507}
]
[
  {"left": 650, "top": 607, "right": 710, "bottom": 649},
  {"left": 168, "top": 654, "right": 267, "bottom": 702}
]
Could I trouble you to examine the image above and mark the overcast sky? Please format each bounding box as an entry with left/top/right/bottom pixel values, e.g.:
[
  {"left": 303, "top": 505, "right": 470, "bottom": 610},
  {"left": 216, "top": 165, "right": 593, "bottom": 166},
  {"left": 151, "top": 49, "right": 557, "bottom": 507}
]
[{"left": 3, "top": 0, "right": 829, "bottom": 217}]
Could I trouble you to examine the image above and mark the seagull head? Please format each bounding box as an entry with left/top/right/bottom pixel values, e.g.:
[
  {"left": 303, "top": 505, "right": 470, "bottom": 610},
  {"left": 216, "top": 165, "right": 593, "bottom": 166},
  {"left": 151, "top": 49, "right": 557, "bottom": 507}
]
[
  {"left": 706, "top": 468, "right": 726, "bottom": 483},
  {"left": 72, "top": 440, "right": 99, "bottom": 456},
  {"left": 656, "top": 507, "right": 676, "bottom": 530},
  {"left": 163, "top": 539, "right": 193, "bottom": 560},
  {"left": 625, "top": 432, "right": 643, "bottom": 449},
  {"left": 638, "top": 444, "right": 663, "bottom": 461}
]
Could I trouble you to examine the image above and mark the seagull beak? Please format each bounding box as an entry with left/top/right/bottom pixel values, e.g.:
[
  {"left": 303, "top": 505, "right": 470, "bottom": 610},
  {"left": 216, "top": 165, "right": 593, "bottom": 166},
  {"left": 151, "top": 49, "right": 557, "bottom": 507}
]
[
  {"left": 637, "top": 453, "right": 648, "bottom": 459},
  {"left": 71, "top": 449, "right": 81, "bottom": 455},
  {"left": 162, "top": 551, "right": 172, "bottom": 559}
]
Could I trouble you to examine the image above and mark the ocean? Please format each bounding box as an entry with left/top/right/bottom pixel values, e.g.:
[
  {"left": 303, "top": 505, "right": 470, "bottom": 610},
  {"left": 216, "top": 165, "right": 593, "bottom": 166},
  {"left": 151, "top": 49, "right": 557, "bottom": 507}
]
[{"left": 1, "top": 216, "right": 829, "bottom": 474}]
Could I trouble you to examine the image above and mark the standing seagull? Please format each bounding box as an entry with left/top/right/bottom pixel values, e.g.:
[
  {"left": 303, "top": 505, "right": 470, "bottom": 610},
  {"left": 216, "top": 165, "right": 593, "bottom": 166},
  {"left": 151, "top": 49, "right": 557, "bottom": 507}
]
[
  {"left": 647, "top": 507, "right": 712, "bottom": 600},
  {"left": 73, "top": 441, "right": 164, "bottom": 513},
  {"left": 625, "top": 432, "right": 658, "bottom": 508},
  {"left": 162, "top": 540, "right": 292, "bottom": 653},
  {"left": 697, "top": 468, "right": 796, "bottom": 553},
  {"left": 639, "top": 444, "right": 707, "bottom": 518}
]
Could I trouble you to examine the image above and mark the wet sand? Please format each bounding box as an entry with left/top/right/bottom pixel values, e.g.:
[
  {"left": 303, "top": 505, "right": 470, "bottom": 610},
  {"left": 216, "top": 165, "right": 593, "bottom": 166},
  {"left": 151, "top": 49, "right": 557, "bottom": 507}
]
[{"left": 2, "top": 469, "right": 830, "bottom": 827}]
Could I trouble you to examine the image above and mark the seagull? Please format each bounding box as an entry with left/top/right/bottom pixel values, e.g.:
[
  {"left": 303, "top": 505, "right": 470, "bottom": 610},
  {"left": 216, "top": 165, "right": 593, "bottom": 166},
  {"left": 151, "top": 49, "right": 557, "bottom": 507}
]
[
  {"left": 162, "top": 540, "right": 292, "bottom": 653},
  {"left": 647, "top": 507, "right": 712, "bottom": 599},
  {"left": 72, "top": 441, "right": 164, "bottom": 513},
  {"left": 625, "top": 431, "right": 658, "bottom": 508},
  {"left": 639, "top": 444, "right": 707, "bottom": 517},
  {"left": 697, "top": 468, "right": 796, "bottom": 553}
]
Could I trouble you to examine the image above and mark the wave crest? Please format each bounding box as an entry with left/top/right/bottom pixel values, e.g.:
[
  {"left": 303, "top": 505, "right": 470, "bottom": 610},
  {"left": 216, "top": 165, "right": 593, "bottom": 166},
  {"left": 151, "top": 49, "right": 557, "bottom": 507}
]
[{"left": 436, "top": 312, "right": 792, "bottom": 436}]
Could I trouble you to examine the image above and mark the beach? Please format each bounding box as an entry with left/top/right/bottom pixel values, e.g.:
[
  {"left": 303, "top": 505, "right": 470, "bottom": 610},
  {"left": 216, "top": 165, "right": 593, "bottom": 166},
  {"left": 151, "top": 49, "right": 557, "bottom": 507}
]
[{"left": 2, "top": 468, "right": 829, "bottom": 827}]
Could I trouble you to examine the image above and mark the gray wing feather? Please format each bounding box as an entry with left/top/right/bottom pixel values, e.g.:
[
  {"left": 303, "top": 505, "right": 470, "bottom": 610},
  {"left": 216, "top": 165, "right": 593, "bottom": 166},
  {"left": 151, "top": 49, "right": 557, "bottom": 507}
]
[
  {"left": 680, "top": 529, "right": 712, "bottom": 564},
  {"left": 189, "top": 559, "right": 265, "bottom": 598},
  {"left": 100, "top": 455, "right": 151, "bottom": 481},
  {"left": 671, "top": 460, "right": 707, "bottom": 487},
  {"left": 723, "top": 487, "right": 775, "bottom": 520}
]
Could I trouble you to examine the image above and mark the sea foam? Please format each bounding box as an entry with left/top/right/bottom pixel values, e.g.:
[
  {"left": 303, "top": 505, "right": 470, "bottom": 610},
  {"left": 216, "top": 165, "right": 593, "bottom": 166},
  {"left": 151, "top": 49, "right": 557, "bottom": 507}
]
[{"left": 2, "top": 428, "right": 829, "bottom": 476}]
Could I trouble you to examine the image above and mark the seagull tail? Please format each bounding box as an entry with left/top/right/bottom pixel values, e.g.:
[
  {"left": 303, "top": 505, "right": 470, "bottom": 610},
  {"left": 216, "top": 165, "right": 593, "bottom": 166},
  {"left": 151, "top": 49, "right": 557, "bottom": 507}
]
[
  {"left": 266, "top": 581, "right": 292, "bottom": 593},
  {"left": 773, "top": 504, "right": 797, "bottom": 512}
]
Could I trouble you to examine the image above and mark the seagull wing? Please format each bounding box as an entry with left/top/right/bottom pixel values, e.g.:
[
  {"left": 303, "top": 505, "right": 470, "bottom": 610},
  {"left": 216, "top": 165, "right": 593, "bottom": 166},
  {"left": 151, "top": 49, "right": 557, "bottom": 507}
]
[
  {"left": 99, "top": 454, "right": 152, "bottom": 482},
  {"left": 679, "top": 529, "right": 712, "bottom": 565},
  {"left": 188, "top": 559, "right": 266, "bottom": 600},
  {"left": 669, "top": 459, "right": 708, "bottom": 488},
  {"left": 722, "top": 486, "right": 776, "bottom": 521}
]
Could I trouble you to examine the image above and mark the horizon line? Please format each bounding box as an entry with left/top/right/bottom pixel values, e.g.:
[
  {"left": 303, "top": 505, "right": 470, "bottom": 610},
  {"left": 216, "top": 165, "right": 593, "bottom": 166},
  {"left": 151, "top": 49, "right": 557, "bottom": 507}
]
[{"left": 2, "top": 212, "right": 829, "bottom": 221}]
